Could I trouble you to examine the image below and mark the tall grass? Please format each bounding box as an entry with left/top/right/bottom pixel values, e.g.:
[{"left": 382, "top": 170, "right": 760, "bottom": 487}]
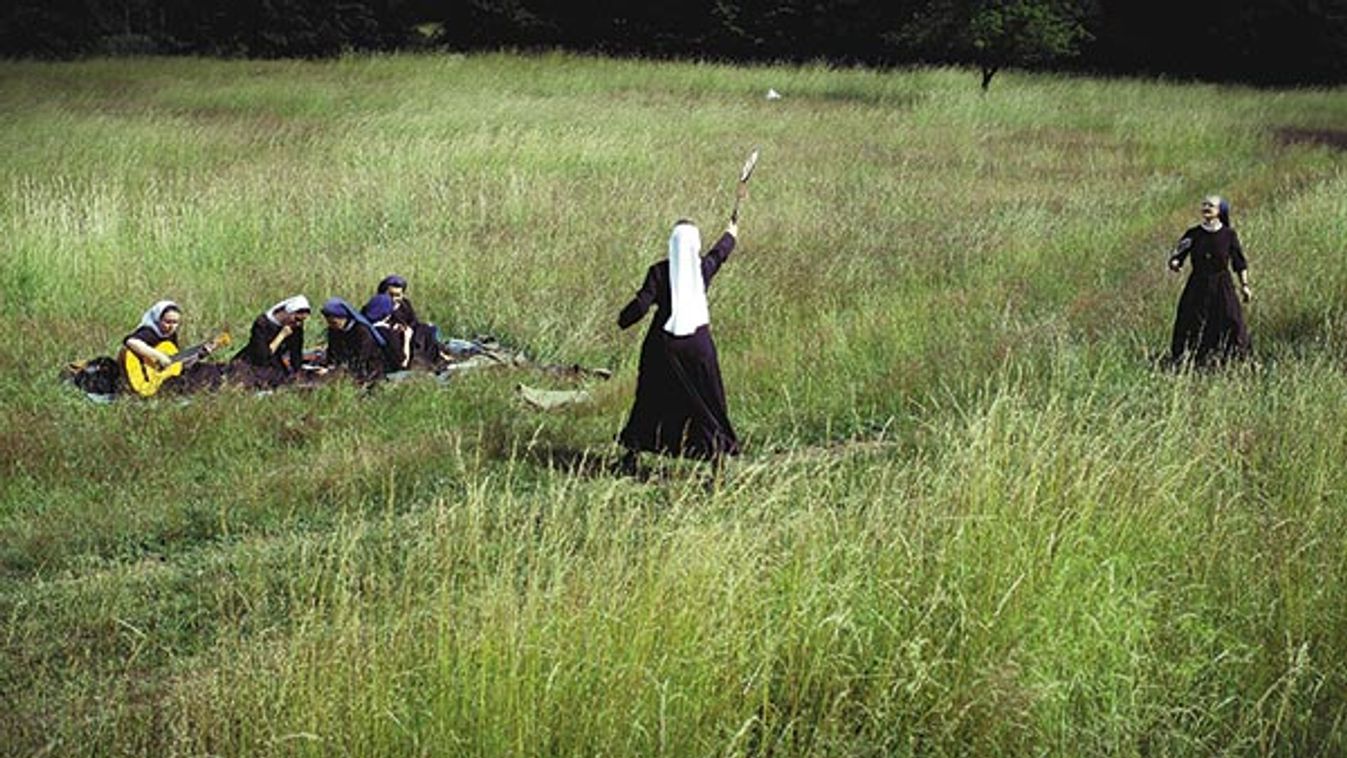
[{"left": 2, "top": 53, "right": 1346, "bottom": 755}]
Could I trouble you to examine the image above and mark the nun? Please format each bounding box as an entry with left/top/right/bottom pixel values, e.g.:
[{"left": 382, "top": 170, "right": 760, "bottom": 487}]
[
  {"left": 121, "top": 300, "right": 226, "bottom": 393},
  {"left": 361, "top": 292, "right": 411, "bottom": 371},
  {"left": 617, "top": 218, "right": 741, "bottom": 466},
  {"left": 317, "top": 297, "right": 387, "bottom": 383},
  {"left": 1167, "top": 195, "right": 1253, "bottom": 366},
  {"left": 371, "top": 274, "right": 446, "bottom": 368},
  {"left": 122, "top": 300, "right": 184, "bottom": 374},
  {"left": 232, "top": 295, "right": 311, "bottom": 386}
]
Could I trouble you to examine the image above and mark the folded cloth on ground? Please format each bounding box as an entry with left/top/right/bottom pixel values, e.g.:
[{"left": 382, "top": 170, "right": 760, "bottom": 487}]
[{"left": 517, "top": 383, "right": 592, "bottom": 410}]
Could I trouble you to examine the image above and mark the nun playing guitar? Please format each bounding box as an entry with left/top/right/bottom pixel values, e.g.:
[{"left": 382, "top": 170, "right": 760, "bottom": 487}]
[{"left": 121, "top": 300, "right": 230, "bottom": 396}]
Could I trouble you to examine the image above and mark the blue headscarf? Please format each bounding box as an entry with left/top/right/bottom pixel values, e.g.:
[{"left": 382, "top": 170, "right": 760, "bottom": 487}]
[
  {"left": 362, "top": 293, "right": 396, "bottom": 323},
  {"left": 323, "top": 296, "right": 386, "bottom": 347},
  {"left": 1218, "top": 198, "right": 1231, "bottom": 227},
  {"left": 377, "top": 275, "right": 408, "bottom": 294}
]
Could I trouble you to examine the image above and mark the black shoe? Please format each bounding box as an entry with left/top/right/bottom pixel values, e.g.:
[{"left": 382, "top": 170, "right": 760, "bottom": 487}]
[{"left": 616, "top": 450, "right": 638, "bottom": 476}]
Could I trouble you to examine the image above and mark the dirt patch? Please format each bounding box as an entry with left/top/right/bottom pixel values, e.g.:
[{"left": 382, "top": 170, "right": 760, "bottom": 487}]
[{"left": 1274, "top": 127, "right": 1347, "bottom": 150}]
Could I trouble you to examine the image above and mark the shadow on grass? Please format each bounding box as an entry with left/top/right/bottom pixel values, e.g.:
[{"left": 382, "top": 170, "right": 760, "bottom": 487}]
[
  {"left": 1254, "top": 308, "right": 1339, "bottom": 359},
  {"left": 1274, "top": 127, "right": 1347, "bottom": 151},
  {"left": 518, "top": 442, "right": 620, "bottom": 479},
  {"left": 516, "top": 441, "right": 729, "bottom": 488}
]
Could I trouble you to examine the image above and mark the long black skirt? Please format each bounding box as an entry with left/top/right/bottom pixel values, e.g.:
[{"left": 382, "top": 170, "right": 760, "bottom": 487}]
[
  {"left": 1170, "top": 271, "right": 1251, "bottom": 365},
  {"left": 619, "top": 325, "right": 739, "bottom": 459}
]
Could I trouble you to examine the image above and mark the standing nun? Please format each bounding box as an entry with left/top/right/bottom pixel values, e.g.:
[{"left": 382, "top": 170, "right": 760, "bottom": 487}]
[
  {"left": 617, "top": 218, "right": 741, "bottom": 466},
  {"left": 1167, "top": 195, "right": 1253, "bottom": 366}
]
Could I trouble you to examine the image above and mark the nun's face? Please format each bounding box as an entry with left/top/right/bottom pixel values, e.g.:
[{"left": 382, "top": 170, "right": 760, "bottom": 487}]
[
  {"left": 1200, "top": 198, "right": 1221, "bottom": 222},
  {"left": 158, "top": 310, "right": 181, "bottom": 336},
  {"left": 281, "top": 310, "right": 309, "bottom": 328},
  {"left": 385, "top": 285, "right": 405, "bottom": 303},
  {"left": 324, "top": 314, "right": 348, "bottom": 331}
]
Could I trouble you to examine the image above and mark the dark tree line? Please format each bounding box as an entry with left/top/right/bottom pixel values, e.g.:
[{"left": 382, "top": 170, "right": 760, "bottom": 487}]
[
  {"left": 1088, "top": 0, "right": 1347, "bottom": 86},
  {"left": 3, "top": 0, "right": 1345, "bottom": 86},
  {"left": 1, "top": 0, "right": 419, "bottom": 59}
]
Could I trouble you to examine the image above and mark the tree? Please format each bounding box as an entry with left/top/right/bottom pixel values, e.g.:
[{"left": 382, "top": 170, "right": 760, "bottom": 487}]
[
  {"left": 1087, "top": 0, "right": 1347, "bottom": 86},
  {"left": 897, "top": 0, "right": 1098, "bottom": 90}
]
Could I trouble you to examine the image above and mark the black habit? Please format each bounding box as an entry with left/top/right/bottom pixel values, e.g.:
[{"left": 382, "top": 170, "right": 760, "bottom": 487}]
[
  {"left": 1169, "top": 224, "right": 1251, "bottom": 365},
  {"left": 124, "top": 325, "right": 178, "bottom": 352},
  {"left": 231, "top": 315, "right": 305, "bottom": 387},
  {"left": 390, "top": 298, "right": 443, "bottom": 369},
  {"left": 323, "top": 322, "right": 386, "bottom": 383},
  {"left": 617, "top": 231, "right": 740, "bottom": 459}
]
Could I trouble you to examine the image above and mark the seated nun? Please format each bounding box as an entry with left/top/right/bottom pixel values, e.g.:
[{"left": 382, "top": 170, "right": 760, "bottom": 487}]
[
  {"left": 231, "top": 295, "right": 311, "bottom": 387},
  {"left": 367, "top": 274, "right": 449, "bottom": 369},
  {"left": 315, "top": 297, "right": 387, "bottom": 383}
]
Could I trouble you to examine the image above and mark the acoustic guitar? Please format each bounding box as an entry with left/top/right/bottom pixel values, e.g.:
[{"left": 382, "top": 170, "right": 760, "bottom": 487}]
[{"left": 123, "top": 332, "right": 231, "bottom": 397}]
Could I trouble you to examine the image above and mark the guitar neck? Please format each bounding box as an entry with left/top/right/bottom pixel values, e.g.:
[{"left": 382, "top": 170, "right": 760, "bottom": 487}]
[{"left": 172, "top": 342, "right": 215, "bottom": 368}]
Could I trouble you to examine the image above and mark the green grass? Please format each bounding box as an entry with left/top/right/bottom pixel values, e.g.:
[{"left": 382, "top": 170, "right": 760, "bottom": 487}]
[{"left": 2, "top": 52, "right": 1346, "bottom": 755}]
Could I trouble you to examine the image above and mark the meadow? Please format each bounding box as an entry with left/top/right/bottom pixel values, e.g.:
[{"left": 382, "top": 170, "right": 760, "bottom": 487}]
[{"left": 2, "top": 52, "right": 1346, "bottom": 755}]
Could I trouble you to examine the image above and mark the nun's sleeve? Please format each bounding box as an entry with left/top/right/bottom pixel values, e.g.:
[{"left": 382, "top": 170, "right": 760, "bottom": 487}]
[
  {"left": 377, "top": 326, "right": 407, "bottom": 369},
  {"left": 238, "top": 316, "right": 275, "bottom": 366},
  {"left": 618, "top": 266, "right": 659, "bottom": 329},
  {"left": 283, "top": 326, "right": 305, "bottom": 372},
  {"left": 1169, "top": 229, "right": 1196, "bottom": 268},
  {"left": 321, "top": 329, "right": 346, "bottom": 369},
  {"left": 399, "top": 299, "right": 420, "bottom": 327},
  {"left": 123, "top": 326, "right": 164, "bottom": 350},
  {"left": 701, "top": 232, "right": 736, "bottom": 285},
  {"left": 1229, "top": 230, "right": 1248, "bottom": 273},
  {"left": 350, "top": 326, "right": 386, "bottom": 382}
]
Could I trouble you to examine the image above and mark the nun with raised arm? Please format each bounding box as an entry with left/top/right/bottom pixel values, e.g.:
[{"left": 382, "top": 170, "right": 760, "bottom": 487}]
[
  {"left": 617, "top": 218, "right": 741, "bottom": 468},
  {"left": 231, "top": 295, "right": 311, "bottom": 387},
  {"left": 1167, "top": 195, "right": 1253, "bottom": 366}
]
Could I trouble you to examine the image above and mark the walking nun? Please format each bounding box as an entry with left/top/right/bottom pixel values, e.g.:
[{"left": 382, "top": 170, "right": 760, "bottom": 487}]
[
  {"left": 1167, "top": 195, "right": 1253, "bottom": 366},
  {"left": 617, "top": 218, "right": 741, "bottom": 468}
]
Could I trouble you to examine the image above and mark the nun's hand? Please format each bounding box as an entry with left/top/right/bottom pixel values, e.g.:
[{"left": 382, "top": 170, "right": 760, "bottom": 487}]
[
  {"left": 1168, "top": 257, "right": 1182, "bottom": 272},
  {"left": 726, "top": 220, "right": 739, "bottom": 239},
  {"left": 1241, "top": 284, "right": 1252, "bottom": 303}
]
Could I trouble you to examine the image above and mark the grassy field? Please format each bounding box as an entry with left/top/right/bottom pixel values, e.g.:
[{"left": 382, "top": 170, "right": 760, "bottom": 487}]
[{"left": 2, "top": 52, "right": 1346, "bottom": 755}]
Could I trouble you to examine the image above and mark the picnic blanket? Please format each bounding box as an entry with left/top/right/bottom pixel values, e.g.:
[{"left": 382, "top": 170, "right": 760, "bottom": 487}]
[{"left": 62, "top": 335, "right": 610, "bottom": 403}]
